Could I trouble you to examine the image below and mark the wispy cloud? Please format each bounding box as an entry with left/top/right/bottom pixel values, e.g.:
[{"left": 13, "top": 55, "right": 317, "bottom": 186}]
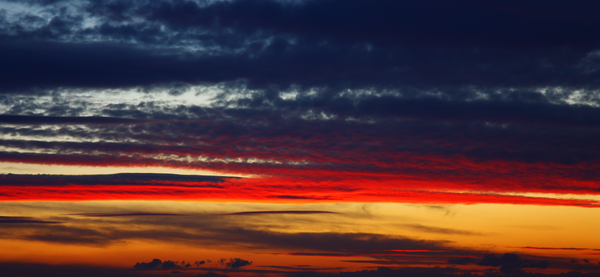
[
  {"left": 0, "top": 216, "right": 62, "bottom": 224},
  {"left": 73, "top": 211, "right": 340, "bottom": 217}
]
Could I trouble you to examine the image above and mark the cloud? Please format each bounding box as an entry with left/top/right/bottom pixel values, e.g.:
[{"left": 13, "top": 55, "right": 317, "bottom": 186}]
[
  {"left": 7, "top": 0, "right": 600, "bottom": 50},
  {"left": 223, "top": 211, "right": 339, "bottom": 216},
  {"left": 0, "top": 216, "right": 62, "bottom": 224},
  {"left": 0, "top": 173, "right": 235, "bottom": 187},
  {"left": 1, "top": 1, "right": 600, "bottom": 275},
  {"left": 2, "top": 38, "right": 599, "bottom": 96},
  {"left": 134, "top": 259, "right": 163, "bottom": 269},
  {"left": 2, "top": 0, "right": 600, "bottom": 95},
  {"left": 0, "top": 216, "right": 457, "bottom": 256},
  {"left": 0, "top": 114, "right": 146, "bottom": 125},
  {"left": 0, "top": 261, "right": 595, "bottom": 277},
  {"left": 399, "top": 224, "right": 483, "bottom": 236},
  {"left": 1, "top": 170, "right": 599, "bottom": 207},
  {"left": 225, "top": 258, "right": 252, "bottom": 269},
  {"left": 139, "top": 0, "right": 600, "bottom": 49},
  {"left": 447, "top": 257, "right": 475, "bottom": 265},
  {"left": 0, "top": 262, "right": 152, "bottom": 277},
  {"left": 477, "top": 253, "right": 549, "bottom": 274},
  {"left": 133, "top": 259, "right": 182, "bottom": 270},
  {"left": 195, "top": 273, "right": 229, "bottom": 277},
  {"left": 290, "top": 266, "right": 600, "bottom": 277},
  {"left": 2, "top": 0, "right": 600, "bottom": 210},
  {"left": 506, "top": 246, "right": 600, "bottom": 251},
  {"left": 261, "top": 266, "right": 344, "bottom": 271},
  {"left": 73, "top": 211, "right": 340, "bottom": 217}
]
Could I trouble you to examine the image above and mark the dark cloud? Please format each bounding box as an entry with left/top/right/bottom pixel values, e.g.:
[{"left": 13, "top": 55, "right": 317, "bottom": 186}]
[
  {"left": 291, "top": 266, "right": 600, "bottom": 277},
  {"left": 75, "top": 212, "right": 200, "bottom": 217},
  {"left": 162, "top": 260, "right": 179, "bottom": 269},
  {"left": 0, "top": 262, "right": 153, "bottom": 277},
  {"left": 198, "top": 230, "right": 451, "bottom": 257},
  {"left": 1, "top": 38, "right": 599, "bottom": 94},
  {"left": 0, "top": 216, "right": 61, "bottom": 224},
  {"left": 3, "top": 0, "right": 600, "bottom": 94},
  {"left": 477, "top": 253, "right": 507, "bottom": 267},
  {"left": 0, "top": 262, "right": 597, "bottom": 277},
  {"left": 477, "top": 253, "right": 549, "bottom": 274},
  {"left": 225, "top": 258, "right": 252, "bottom": 269},
  {"left": 0, "top": 173, "right": 236, "bottom": 187},
  {"left": 73, "top": 211, "right": 339, "bottom": 217},
  {"left": 8, "top": 0, "right": 600, "bottom": 50},
  {"left": 0, "top": 114, "right": 147, "bottom": 125},
  {"left": 399, "top": 224, "right": 483, "bottom": 236},
  {"left": 0, "top": 215, "right": 456, "bottom": 255},
  {"left": 134, "top": 259, "right": 163, "bottom": 269},
  {"left": 195, "top": 272, "right": 229, "bottom": 277},
  {"left": 261, "top": 266, "right": 345, "bottom": 271},
  {"left": 141, "top": 0, "right": 600, "bottom": 49},
  {"left": 269, "top": 95, "right": 600, "bottom": 128},
  {"left": 20, "top": 224, "right": 116, "bottom": 246},
  {"left": 224, "top": 211, "right": 339, "bottom": 216},
  {"left": 133, "top": 259, "right": 191, "bottom": 270},
  {"left": 447, "top": 257, "right": 475, "bottom": 265}
]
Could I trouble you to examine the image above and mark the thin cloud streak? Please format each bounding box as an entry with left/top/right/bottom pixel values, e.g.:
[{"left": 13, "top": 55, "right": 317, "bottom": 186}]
[
  {"left": 506, "top": 247, "right": 600, "bottom": 251},
  {"left": 73, "top": 211, "right": 341, "bottom": 217},
  {"left": 0, "top": 216, "right": 62, "bottom": 224},
  {"left": 0, "top": 114, "right": 148, "bottom": 125}
]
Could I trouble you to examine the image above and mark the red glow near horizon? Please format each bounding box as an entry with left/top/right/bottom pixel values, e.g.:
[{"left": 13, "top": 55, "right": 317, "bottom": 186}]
[
  {"left": 505, "top": 246, "right": 600, "bottom": 251},
  {"left": 0, "top": 177, "right": 598, "bottom": 208}
]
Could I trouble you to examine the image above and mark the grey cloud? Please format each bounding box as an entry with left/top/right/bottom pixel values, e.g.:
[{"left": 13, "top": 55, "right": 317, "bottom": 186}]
[
  {"left": 225, "top": 258, "right": 252, "bottom": 269},
  {"left": 73, "top": 211, "right": 340, "bottom": 217},
  {"left": 0, "top": 114, "right": 147, "bottom": 125},
  {"left": 0, "top": 216, "right": 454, "bottom": 255},
  {"left": 399, "top": 224, "right": 484, "bottom": 236},
  {"left": 0, "top": 216, "right": 62, "bottom": 224},
  {"left": 0, "top": 173, "right": 236, "bottom": 187}
]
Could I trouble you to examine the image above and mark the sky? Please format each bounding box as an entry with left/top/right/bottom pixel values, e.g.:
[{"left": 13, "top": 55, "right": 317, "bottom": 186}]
[{"left": 1, "top": 0, "right": 600, "bottom": 276}]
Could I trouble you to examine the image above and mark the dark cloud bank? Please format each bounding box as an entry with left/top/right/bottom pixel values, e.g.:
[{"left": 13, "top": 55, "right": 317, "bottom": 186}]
[
  {"left": 2, "top": 0, "right": 600, "bottom": 92},
  {"left": 2, "top": 0, "right": 600, "bottom": 191},
  {"left": 0, "top": 0, "right": 600, "bottom": 172}
]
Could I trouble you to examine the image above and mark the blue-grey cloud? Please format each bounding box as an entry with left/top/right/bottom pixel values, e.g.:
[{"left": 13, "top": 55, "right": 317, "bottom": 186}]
[
  {"left": 0, "top": 114, "right": 147, "bottom": 125},
  {"left": 225, "top": 258, "right": 252, "bottom": 269},
  {"left": 0, "top": 216, "right": 62, "bottom": 224},
  {"left": 0, "top": 173, "right": 236, "bottom": 187},
  {"left": 2, "top": 0, "right": 600, "bottom": 95}
]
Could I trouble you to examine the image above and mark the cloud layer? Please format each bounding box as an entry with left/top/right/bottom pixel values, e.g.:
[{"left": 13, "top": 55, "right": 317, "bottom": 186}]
[{"left": 1, "top": 0, "right": 600, "bottom": 224}]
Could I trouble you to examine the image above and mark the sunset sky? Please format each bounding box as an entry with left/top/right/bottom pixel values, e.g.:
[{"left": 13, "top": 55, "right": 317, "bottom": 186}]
[{"left": 1, "top": 1, "right": 600, "bottom": 276}]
